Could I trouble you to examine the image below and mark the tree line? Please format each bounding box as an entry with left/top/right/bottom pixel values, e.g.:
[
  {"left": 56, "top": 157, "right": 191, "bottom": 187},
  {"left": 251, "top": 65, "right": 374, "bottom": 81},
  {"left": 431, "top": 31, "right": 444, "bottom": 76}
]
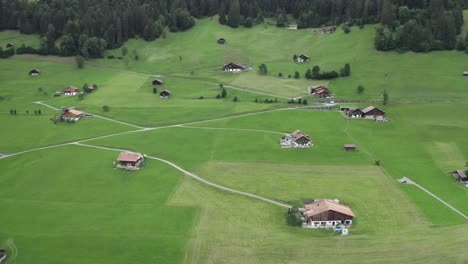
[{"left": 1, "top": 0, "right": 466, "bottom": 56}]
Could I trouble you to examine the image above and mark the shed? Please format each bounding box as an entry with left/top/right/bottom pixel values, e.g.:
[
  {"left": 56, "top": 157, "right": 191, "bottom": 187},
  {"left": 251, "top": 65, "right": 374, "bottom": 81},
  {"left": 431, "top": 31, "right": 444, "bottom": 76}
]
[
  {"left": 6, "top": 43, "right": 14, "bottom": 48},
  {"left": 160, "top": 90, "right": 171, "bottom": 99},
  {"left": 288, "top": 24, "right": 298, "bottom": 30},
  {"left": 347, "top": 107, "right": 364, "bottom": 118},
  {"left": 29, "top": 69, "right": 41, "bottom": 76},
  {"left": 217, "top": 38, "right": 226, "bottom": 44},
  {"left": 344, "top": 144, "right": 358, "bottom": 151},
  {"left": 152, "top": 79, "right": 164, "bottom": 86},
  {"left": 117, "top": 151, "right": 144, "bottom": 168},
  {"left": 451, "top": 170, "right": 467, "bottom": 182},
  {"left": 463, "top": 71, "right": 468, "bottom": 77},
  {"left": 84, "top": 86, "right": 96, "bottom": 93}
]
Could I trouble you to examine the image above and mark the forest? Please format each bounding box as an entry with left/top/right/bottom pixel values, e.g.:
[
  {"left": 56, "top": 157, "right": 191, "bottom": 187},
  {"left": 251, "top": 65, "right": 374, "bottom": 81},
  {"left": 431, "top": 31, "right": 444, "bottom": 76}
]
[{"left": 0, "top": 0, "right": 467, "bottom": 57}]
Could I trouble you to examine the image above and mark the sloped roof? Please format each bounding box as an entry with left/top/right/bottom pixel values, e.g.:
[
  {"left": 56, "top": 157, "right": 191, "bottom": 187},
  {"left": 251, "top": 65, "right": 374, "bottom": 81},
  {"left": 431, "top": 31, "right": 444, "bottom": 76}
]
[
  {"left": 362, "top": 106, "right": 384, "bottom": 114},
  {"left": 291, "top": 130, "right": 311, "bottom": 142},
  {"left": 117, "top": 152, "right": 143, "bottom": 162},
  {"left": 64, "top": 86, "right": 79, "bottom": 92},
  {"left": 304, "top": 199, "right": 355, "bottom": 218}
]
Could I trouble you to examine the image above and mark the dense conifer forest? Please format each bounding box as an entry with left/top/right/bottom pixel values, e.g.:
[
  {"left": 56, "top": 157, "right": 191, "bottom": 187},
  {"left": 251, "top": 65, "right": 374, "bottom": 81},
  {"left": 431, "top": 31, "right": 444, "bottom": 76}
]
[{"left": 0, "top": 0, "right": 467, "bottom": 56}]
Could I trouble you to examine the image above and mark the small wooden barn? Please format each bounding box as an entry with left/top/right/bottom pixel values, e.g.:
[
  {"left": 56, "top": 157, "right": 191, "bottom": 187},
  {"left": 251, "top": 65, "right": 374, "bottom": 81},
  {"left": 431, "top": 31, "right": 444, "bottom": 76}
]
[
  {"left": 29, "top": 69, "right": 40, "bottom": 76},
  {"left": 63, "top": 86, "right": 80, "bottom": 96},
  {"left": 344, "top": 144, "right": 358, "bottom": 151},
  {"left": 152, "top": 79, "right": 164, "bottom": 86},
  {"left": 160, "top": 90, "right": 171, "bottom": 99},
  {"left": 117, "top": 151, "right": 144, "bottom": 169},
  {"left": 451, "top": 170, "right": 467, "bottom": 183},
  {"left": 303, "top": 199, "right": 355, "bottom": 228},
  {"left": 463, "top": 71, "right": 468, "bottom": 77},
  {"left": 6, "top": 43, "right": 14, "bottom": 48},
  {"left": 217, "top": 38, "right": 226, "bottom": 44},
  {"left": 347, "top": 107, "right": 364, "bottom": 118},
  {"left": 84, "top": 86, "right": 96, "bottom": 93}
]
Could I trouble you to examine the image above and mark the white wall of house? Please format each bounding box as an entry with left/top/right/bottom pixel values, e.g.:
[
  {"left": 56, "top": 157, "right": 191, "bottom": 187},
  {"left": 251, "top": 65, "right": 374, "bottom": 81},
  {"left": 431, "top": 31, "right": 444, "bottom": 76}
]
[
  {"left": 64, "top": 92, "right": 78, "bottom": 96},
  {"left": 0, "top": 253, "right": 6, "bottom": 263},
  {"left": 303, "top": 219, "right": 352, "bottom": 228}
]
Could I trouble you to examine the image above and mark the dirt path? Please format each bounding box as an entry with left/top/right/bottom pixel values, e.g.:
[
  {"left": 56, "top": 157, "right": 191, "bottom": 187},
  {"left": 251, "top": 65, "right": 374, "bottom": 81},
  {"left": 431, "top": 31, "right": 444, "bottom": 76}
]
[
  {"left": 75, "top": 143, "right": 291, "bottom": 208},
  {"left": 398, "top": 177, "right": 468, "bottom": 220}
]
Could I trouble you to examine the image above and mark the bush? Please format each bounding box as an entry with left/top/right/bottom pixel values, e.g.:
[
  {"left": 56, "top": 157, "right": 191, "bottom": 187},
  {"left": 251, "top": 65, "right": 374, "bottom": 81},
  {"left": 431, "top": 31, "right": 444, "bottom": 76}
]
[
  {"left": 374, "top": 160, "right": 381, "bottom": 166},
  {"left": 102, "top": 105, "right": 110, "bottom": 112},
  {"left": 233, "top": 96, "right": 238, "bottom": 102},
  {"left": 285, "top": 210, "right": 303, "bottom": 227},
  {"left": 75, "top": 55, "right": 85, "bottom": 69},
  {"left": 107, "top": 55, "right": 115, "bottom": 59},
  {"left": 342, "top": 24, "right": 351, "bottom": 34}
]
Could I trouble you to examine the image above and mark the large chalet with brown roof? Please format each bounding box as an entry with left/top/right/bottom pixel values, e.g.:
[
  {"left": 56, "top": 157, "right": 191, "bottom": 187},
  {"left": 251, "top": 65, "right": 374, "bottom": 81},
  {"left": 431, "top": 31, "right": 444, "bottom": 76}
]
[
  {"left": 302, "top": 199, "right": 355, "bottom": 228},
  {"left": 116, "top": 151, "right": 144, "bottom": 170},
  {"left": 310, "top": 86, "right": 331, "bottom": 98},
  {"left": 61, "top": 108, "right": 83, "bottom": 121},
  {"left": 280, "top": 130, "right": 312, "bottom": 148},
  {"left": 362, "top": 106, "right": 385, "bottom": 119}
]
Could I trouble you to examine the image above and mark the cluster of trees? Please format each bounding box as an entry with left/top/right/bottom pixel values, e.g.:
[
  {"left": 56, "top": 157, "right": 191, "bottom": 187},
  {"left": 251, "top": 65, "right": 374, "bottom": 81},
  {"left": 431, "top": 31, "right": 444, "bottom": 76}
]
[
  {"left": 258, "top": 63, "right": 268, "bottom": 75},
  {"left": 0, "top": 47, "right": 15, "bottom": 58},
  {"left": 0, "top": 0, "right": 197, "bottom": 57},
  {"left": 288, "top": 98, "right": 308, "bottom": 105},
  {"left": 216, "top": 84, "right": 228, "bottom": 98},
  {"left": 375, "top": 0, "right": 466, "bottom": 52},
  {"left": 9, "top": 109, "right": 42, "bottom": 115},
  {"left": 305, "top": 64, "right": 350, "bottom": 80},
  {"left": 254, "top": 98, "right": 278, "bottom": 103}
]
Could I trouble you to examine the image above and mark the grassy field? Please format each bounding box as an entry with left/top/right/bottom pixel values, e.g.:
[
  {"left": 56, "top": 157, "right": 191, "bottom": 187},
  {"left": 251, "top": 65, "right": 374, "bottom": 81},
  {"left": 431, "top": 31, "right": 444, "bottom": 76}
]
[
  {"left": 1, "top": 14, "right": 468, "bottom": 264},
  {"left": 0, "top": 30, "right": 40, "bottom": 49},
  {"left": 0, "top": 146, "right": 198, "bottom": 264}
]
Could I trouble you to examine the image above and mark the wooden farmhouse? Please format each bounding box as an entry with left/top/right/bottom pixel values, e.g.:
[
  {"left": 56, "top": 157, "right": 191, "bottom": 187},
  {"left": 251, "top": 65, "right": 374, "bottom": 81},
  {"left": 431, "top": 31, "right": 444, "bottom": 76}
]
[
  {"left": 296, "top": 54, "right": 310, "bottom": 63},
  {"left": 29, "top": 69, "right": 40, "bottom": 76},
  {"left": 302, "top": 199, "right": 355, "bottom": 228},
  {"left": 463, "top": 71, "right": 468, "bottom": 77},
  {"left": 63, "top": 86, "right": 80, "bottom": 96},
  {"left": 117, "top": 151, "right": 144, "bottom": 170},
  {"left": 0, "top": 249, "right": 6, "bottom": 263},
  {"left": 344, "top": 144, "right": 358, "bottom": 151},
  {"left": 280, "top": 130, "right": 312, "bottom": 148},
  {"left": 160, "top": 90, "right": 171, "bottom": 99},
  {"left": 310, "top": 86, "right": 331, "bottom": 98},
  {"left": 223, "top": 62, "right": 248, "bottom": 72},
  {"left": 288, "top": 24, "right": 298, "bottom": 30},
  {"left": 61, "top": 108, "right": 83, "bottom": 122},
  {"left": 362, "top": 106, "right": 385, "bottom": 119},
  {"left": 321, "top": 26, "right": 337, "bottom": 34},
  {"left": 152, "top": 79, "right": 164, "bottom": 86},
  {"left": 217, "top": 38, "right": 226, "bottom": 44},
  {"left": 451, "top": 170, "right": 468, "bottom": 186},
  {"left": 347, "top": 107, "right": 364, "bottom": 118}
]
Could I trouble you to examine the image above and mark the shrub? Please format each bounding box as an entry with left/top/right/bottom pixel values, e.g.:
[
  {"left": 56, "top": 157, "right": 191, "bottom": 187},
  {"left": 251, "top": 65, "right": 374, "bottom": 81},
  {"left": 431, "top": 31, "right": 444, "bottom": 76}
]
[
  {"left": 102, "top": 105, "right": 110, "bottom": 112},
  {"left": 374, "top": 160, "right": 381, "bottom": 166},
  {"left": 75, "top": 55, "right": 85, "bottom": 69},
  {"left": 233, "top": 96, "right": 238, "bottom": 102},
  {"left": 107, "top": 55, "right": 115, "bottom": 59},
  {"left": 342, "top": 24, "right": 351, "bottom": 34}
]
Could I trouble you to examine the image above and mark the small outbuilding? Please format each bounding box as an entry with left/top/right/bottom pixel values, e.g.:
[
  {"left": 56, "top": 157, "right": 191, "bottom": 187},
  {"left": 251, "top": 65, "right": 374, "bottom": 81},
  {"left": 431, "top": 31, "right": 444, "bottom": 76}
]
[
  {"left": 29, "top": 69, "right": 41, "bottom": 76},
  {"left": 61, "top": 108, "right": 83, "bottom": 121},
  {"left": 217, "top": 38, "right": 226, "bottom": 44},
  {"left": 302, "top": 199, "right": 355, "bottom": 228},
  {"left": 296, "top": 54, "right": 310, "bottom": 63},
  {"left": 117, "top": 151, "right": 144, "bottom": 170},
  {"left": 6, "top": 43, "right": 14, "bottom": 48},
  {"left": 0, "top": 249, "right": 6, "bottom": 263},
  {"left": 152, "top": 79, "right": 164, "bottom": 86},
  {"left": 63, "top": 86, "right": 80, "bottom": 96},
  {"left": 344, "top": 144, "right": 358, "bottom": 151},
  {"left": 223, "top": 62, "right": 248, "bottom": 72},
  {"left": 463, "top": 71, "right": 468, "bottom": 77},
  {"left": 84, "top": 86, "right": 96, "bottom": 93},
  {"left": 160, "top": 90, "right": 171, "bottom": 99},
  {"left": 288, "top": 24, "right": 298, "bottom": 30}
]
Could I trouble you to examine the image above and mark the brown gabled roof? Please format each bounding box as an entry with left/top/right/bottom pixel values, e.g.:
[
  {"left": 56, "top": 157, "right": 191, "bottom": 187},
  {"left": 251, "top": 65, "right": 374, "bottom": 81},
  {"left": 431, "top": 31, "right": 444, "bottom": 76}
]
[
  {"left": 117, "top": 152, "right": 143, "bottom": 162},
  {"left": 362, "top": 106, "right": 384, "bottom": 114},
  {"left": 304, "top": 199, "right": 355, "bottom": 218},
  {"left": 291, "top": 130, "right": 311, "bottom": 142},
  {"left": 344, "top": 144, "right": 357, "bottom": 148},
  {"left": 452, "top": 170, "right": 467, "bottom": 179},
  {"left": 62, "top": 108, "right": 82, "bottom": 118},
  {"left": 463, "top": 71, "right": 468, "bottom": 75},
  {"left": 299, "top": 54, "right": 310, "bottom": 59},
  {"left": 64, "top": 86, "right": 79, "bottom": 93}
]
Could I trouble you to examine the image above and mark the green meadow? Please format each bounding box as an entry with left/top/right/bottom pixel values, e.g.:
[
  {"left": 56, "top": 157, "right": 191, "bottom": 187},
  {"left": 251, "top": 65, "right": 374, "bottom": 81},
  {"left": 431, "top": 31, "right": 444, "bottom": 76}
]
[{"left": 0, "top": 15, "right": 468, "bottom": 264}]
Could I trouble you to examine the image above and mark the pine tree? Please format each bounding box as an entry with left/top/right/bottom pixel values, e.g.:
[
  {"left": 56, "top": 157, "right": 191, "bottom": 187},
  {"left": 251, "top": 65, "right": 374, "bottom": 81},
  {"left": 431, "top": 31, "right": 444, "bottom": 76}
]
[{"left": 381, "top": 0, "right": 395, "bottom": 26}]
